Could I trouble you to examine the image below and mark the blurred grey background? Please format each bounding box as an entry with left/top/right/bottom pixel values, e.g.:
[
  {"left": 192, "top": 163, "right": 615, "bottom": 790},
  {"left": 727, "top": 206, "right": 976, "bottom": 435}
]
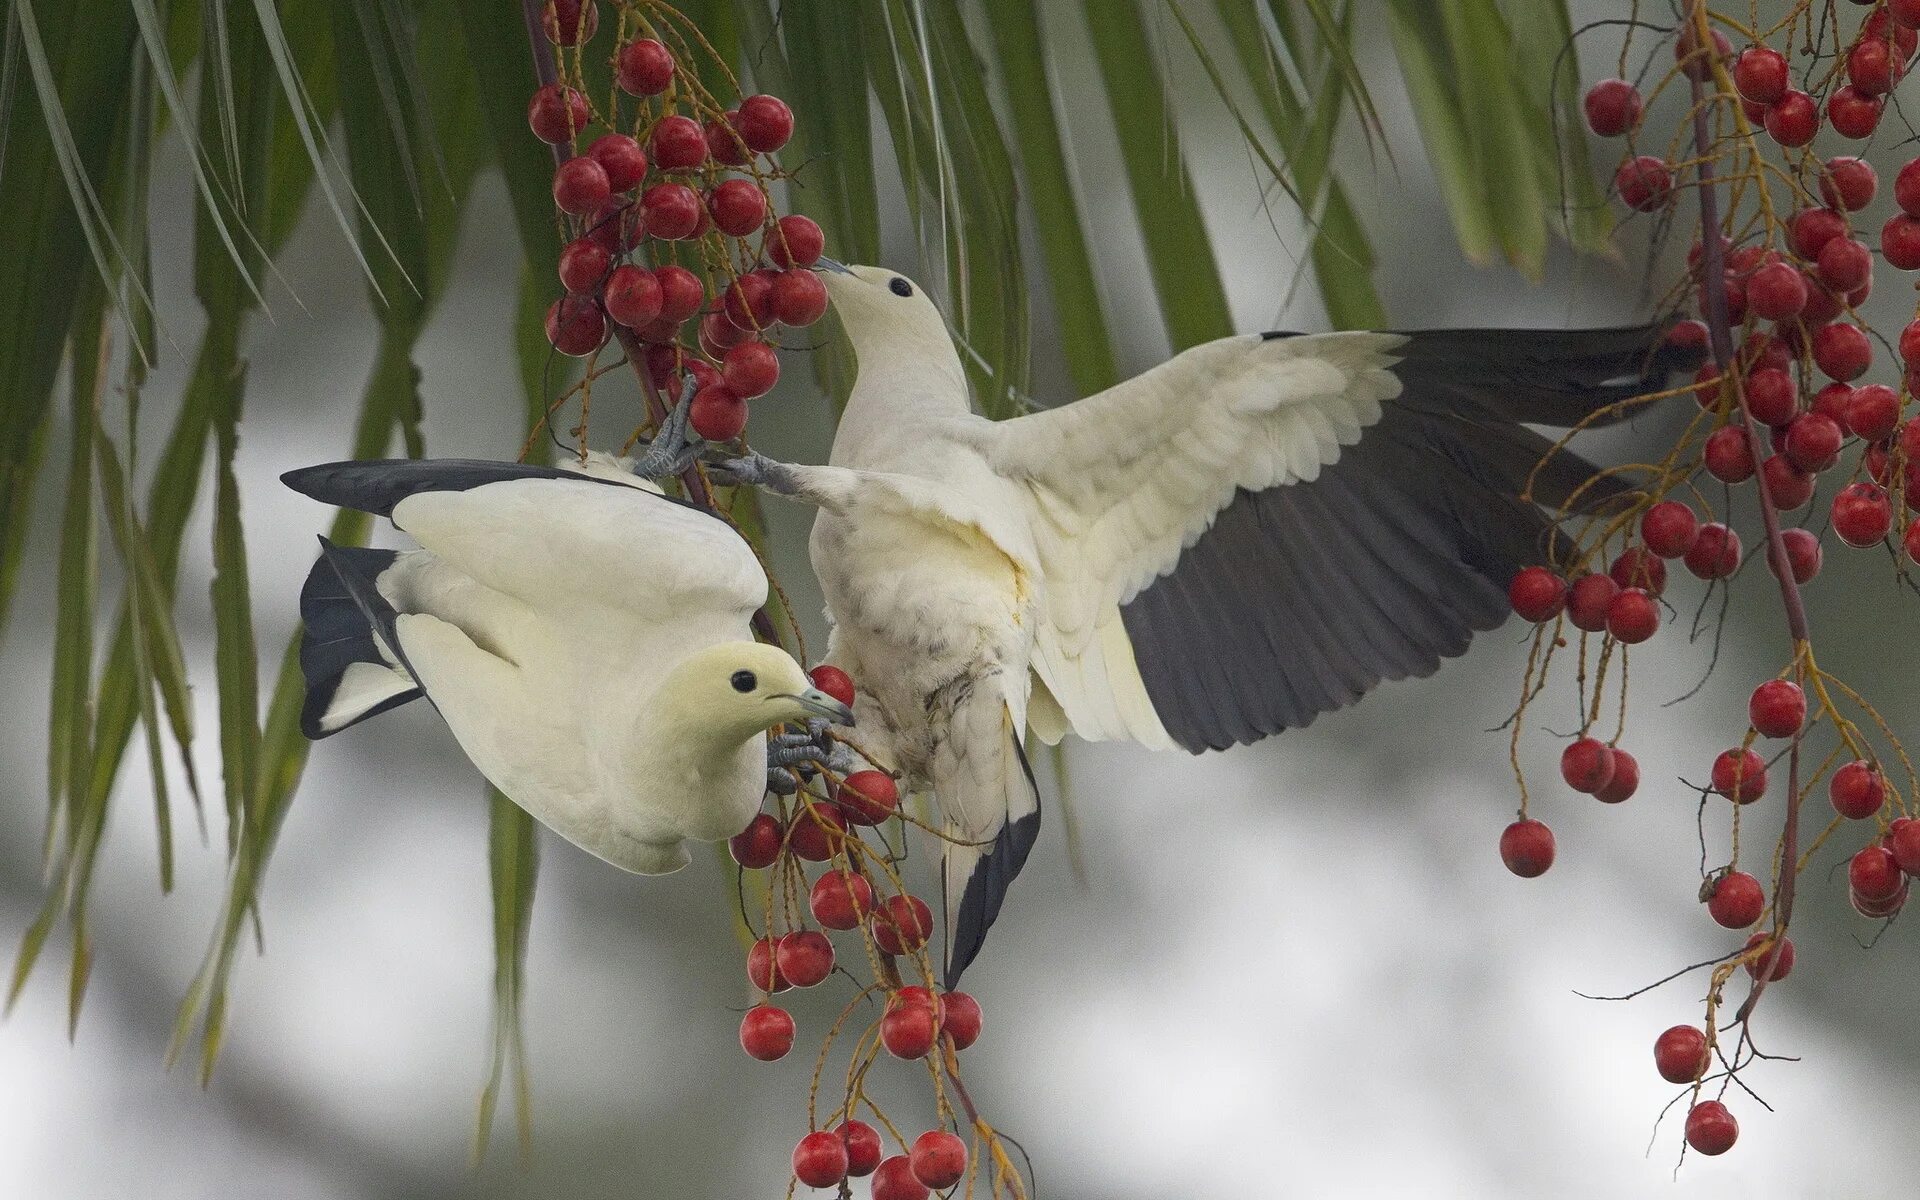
[{"left": 4, "top": 5, "right": 1919, "bottom": 1198}]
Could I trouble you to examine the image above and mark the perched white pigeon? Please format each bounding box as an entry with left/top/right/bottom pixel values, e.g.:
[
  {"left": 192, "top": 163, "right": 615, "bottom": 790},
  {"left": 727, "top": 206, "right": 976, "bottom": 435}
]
[
  {"left": 724, "top": 261, "right": 1695, "bottom": 984},
  {"left": 284, "top": 453, "right": 853, "bottom": 875}
]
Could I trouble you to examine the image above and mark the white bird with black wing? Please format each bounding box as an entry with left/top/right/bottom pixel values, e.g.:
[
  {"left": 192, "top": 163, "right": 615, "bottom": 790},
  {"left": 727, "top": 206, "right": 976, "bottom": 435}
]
[
  {"left": 285, "top": 453, "right": 852, "bottom": 875},
  {"left": 721, "top": 261, "right": 1696, "bottom": 985}
]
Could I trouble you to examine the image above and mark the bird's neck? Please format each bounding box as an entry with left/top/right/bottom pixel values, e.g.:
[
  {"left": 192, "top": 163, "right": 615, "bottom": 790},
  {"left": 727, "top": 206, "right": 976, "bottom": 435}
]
[{"left": 840, "top": 327, "right": 972, "bottom": 426}]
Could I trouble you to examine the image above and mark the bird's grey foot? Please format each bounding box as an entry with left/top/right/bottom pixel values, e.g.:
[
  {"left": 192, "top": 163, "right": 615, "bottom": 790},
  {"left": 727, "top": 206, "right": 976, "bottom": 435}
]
[
  {"left": 764, "top": 721, "right": 854, "bottom": 787},
  {"left": 630, "top": 381, "right": 704, "bottom": 479},
  {"left": 705, "top": 449, "right": 799, "bottom": 495}
]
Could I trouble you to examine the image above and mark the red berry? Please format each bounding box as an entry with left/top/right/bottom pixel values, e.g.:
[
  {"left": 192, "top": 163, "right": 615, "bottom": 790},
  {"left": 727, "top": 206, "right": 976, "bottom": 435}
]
[
  {"left": 1886, "top": 213, "right": 1920, "bottom": 270},
  {"left": 1853, "top": 879, "right": 1909, "bottom": 918},
  {"left": 1846, "top": 385, "right": 1901, "bottom": 441},
  {"left": 747, "top": 936, "right": 789, "bottom": 993},
  {"left": 1605, "top": 587, "right": 1658, "bottom": 644},
  {"left": 771, "top": 269, "right": 829, "bottom": 326},
  {"left": 872, "top": 1156, "right": 931, "bottom": 1200},
  {"left": 786, "top": 801, "right": 847, "bottom": 861},
  {"left": 603, "top": 265, "right": 664, "bottom": 328},
  {"left": 1747, "top": 262, "right": 1807, "bottom": 320},
  {"left": 767, "top": 214, "right": 826, "bottom": 269},
  {"left": 1743, "top": 368, "right": 1797, "bottom": 427},
  {"left": 1595, "top": 749, "right": 1640, "bottom": 804},
  {"left": 1508, "top": 566, "right": 1567, "bottom": 622},
  {"left": 1829, "top": 85, "right": 1885, "bottom": 138},
  {"left": 1890, "top": 817, "right": 1920, "bottom": 872},
  {"left": 737, "top": 94, "right": 795, "bottom": 153},
  {"left": 648, "top": 115, "right": 707, "bottom": 172},
  {"left": 1685, "top": 522, "right": 1742, "bottom": 579},
  {"left": 641, "top": 182, "right": 702, "bottom": 240},
  {"left": 699, "top": 310, "right": 750, "bottom": 359},
  {"left": 881, "top": 999, "right": 938, "bottom": 1059},
  {"left": 1566, "top": 572, "right": 1619, "bottom": 632},
  {"left": 942, "top": 992, "right": 983, "bottom": 1050},
  {"left": 1712, "top": 748, "right": 1767, "bottom": 804},
  {"left": 1499, "top": 819, "right": 1556, "bottom": 877},
  {"left": 1707, "top": 871, "right": 1766, "bottom": 928},
  {"left": 808, "top": 664, "right": 856, "bottom": 707},
  {"left": 557, "top": 237, "right": 610, "bottom": 294},
  {"left": 1561, "top": 737, "right": 1616, "bottom": 794},
  {"left": 1743, "top": 932, "right": 1795, "bottom": 980},
  {"left": 1583, "top": 79, "right": 1641, "bottom": 136},
  {"left": 1814, "top": 322, "right": 1873, "bottom": 381},
  {"left": 1609, "top": 548, "right": 1667, "bottom": 597},
  {"left": 837, "top": 769, "right": 900, "bottom": 825},
  {"left": 583, "top": 134, "right": 645, "bottom": 195},
  {"left": 631, "top": 316, "right": 682, "bottom": 346},
  {"left": 1831, "top": 761, "right": 1887, "bottom": 820},
  {"left": 777, "top": 929, "right": 835, "bottom": 988},
  {"left": 793, "top": 1130, "right": 850, "bottom": 1189},
  {"left": 1691, "top": 362, "right": 1723, "bottom": 410},
  {"left": 1821, "top": 157, "right": 1880, "bottom": 210},
  {"left": 616, "top": 38, "right": 675, "bottom": 96},
  {"left": 1655, "top": 1025, "right": 1710, "bottom": 1084},
  {"left": 689, "top": 383, "right": 748, "bottom": 442},
  {"left": 909, "top": 1131, "right": 967, "bottom": 1190},
  {"left": 1703, "top": 428, "right": 1755, "bottom": 484},
  {"left": 1641, "top": 502, "right": 1699, "bottom": 558},
  {"left": 722, "top": 340, "right": 780, "bottom": 398},
  {"left": 1686, "top": 1101, "right": 1739, "bottom": 1156},
  {"left": 1789, "top": 207, "right": 1848, "bottom": 259},
  {"left": 1765, "top": 91, "right": 1819, "bottom": 146},
  {"left": 1908, "top": 518, "right": 1920, "bottom": 564},
  {"left": 707, "top": 179, "right": 768, "bottom": 237},
  {"left": 809, "top": 869, "right": 875, "bottom": 930},
  {"left": 1734, "top": 46, "right": 1789, "bottom": 104},
  {"left": 1900, "top": 159, "right": 1920, "bottom": 217},
  {"left": 724, "top": 271, "right": 777, "bottom": 331},
  {"left": 1852, "top": 845, "right": 1905, "bottom": 901},
  {"left": 653, "top": 265, "right": 705, "bottom": 322},
  {"left": 892, "top": 985, "right": 942, "bottom": 1016},
  {"left": 1785, "top": 412, "right": 1843, "bottom": 472},
  {"left": 552, "top": 156, "right": 611, "bottom": 216},
  {"left": 1816, "top": 237, "right": 1873, "bottom": 293},
  {"left": 544, "top": 296, "right": 606, "bottom": 357},
  {"left": 1748, "top": 680, "right": 1805, "bottom": 738},
  {"left": 730, "top": 812, "right": 783, "bottom": 869},
  {"left": 1894, "top": 0, "right": 1920, "bottom": 32},
  {"left": 1667, "top": 319, "right": 1710, "bottom": 353},
  {"left": 527, "top": 83, "right": 590, "bottom": 144},
  {"left": 838, "top": 1120, "right": 883, "bottom": 1178},
  {"left": 584, "top": 199, "right": 639, "bottom": 252},
  {"left": 1614, "top": 156, "right": 1673, "bottom": 211},
  {"left": 1832, "top": 482, "right": 1893, "bottom": 547},
  {"left": 872, "top": 894, "right": 933, "bottom": 955},
  {"left": 541, "top": 0, "right": 597, "bottom": 46},
  {"left": 1849, "top": 36, "right": 1905, "bottom": 95},
  {"left": 1761, "top": 455, "right": 1815, "bottom": 510},
  {"left": 705, "top": 112, "right": 750, "bottom": 166},
  {"left": 1675, "top": 25, "right": 1731, "bottom": 81},
  {"left": 740, "top": 1004, "right": 795, "bottom": 1061},
  {"left": 1771, "top": 527, "right": 1823, "bottom": 583}
]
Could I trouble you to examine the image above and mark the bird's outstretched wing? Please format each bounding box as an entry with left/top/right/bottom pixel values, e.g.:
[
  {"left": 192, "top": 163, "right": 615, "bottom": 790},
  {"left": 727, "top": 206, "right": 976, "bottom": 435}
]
[{"left": 986, "top": 325, "right": 1692, "bottom": 753}]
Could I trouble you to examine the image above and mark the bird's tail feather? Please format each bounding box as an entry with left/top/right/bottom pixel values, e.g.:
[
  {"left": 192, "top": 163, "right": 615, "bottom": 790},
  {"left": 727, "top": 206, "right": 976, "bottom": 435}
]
[
  {"left": 938, "top": 694, "right": 1042, "bottom": 989},
  {"left": 298, "top": 541, "right": 421, "bottom": 739}
]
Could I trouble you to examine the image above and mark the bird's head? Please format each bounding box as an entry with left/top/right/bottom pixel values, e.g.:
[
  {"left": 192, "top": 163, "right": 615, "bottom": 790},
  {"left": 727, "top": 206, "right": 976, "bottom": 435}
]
[
  {"left": 816, "top": 260, "right": 960, "bottom": 381},
  {"left": 656, "top": 641, "right": 854, "bottom": 745}
]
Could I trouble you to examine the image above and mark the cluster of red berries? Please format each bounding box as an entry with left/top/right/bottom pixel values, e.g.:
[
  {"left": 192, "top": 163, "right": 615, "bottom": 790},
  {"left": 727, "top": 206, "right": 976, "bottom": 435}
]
[
  {"left": 531, "top": 1, "right": 830, "bottom": 443},
  {"left": 727, "top": 663, "right": 990, "bottom": 1195}
]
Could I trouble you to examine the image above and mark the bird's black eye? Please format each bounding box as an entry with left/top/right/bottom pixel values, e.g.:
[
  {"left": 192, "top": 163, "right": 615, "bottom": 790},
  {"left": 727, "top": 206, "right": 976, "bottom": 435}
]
[
  {"left": 730, "top": 670, "right": 757, "bottom": 693},
  {"left": 889, "top": 277, "right": 913, "bottom": 297}
]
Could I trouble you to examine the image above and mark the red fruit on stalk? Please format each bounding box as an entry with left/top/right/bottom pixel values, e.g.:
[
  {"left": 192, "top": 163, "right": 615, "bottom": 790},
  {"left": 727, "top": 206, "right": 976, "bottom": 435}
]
[
  {"left": 557, "top": 238, "right": 610, "bottom": 294},
  {"left": 724, "top": 271, "right": 777, "bottom": 330},
  {"left": 873, "top": 894, "right": 934, "bottom": 955},
  {"left": 1895, "top": 0, "right": 1920, "bottom": 31},
  {"left": 1785, "top": 412, "right": 1843, "bottom": 472},
  {"left": 1829, "top": 85, "right": 1885, "bottom": 138},
  {"left": 809, "top": 664, "right": 855, "bottom": 706},
  {"left": 1735, "top": 46, "right": 1789, "bottom": 104},
  {"left": 1718, "top": 275, "right": 1748, "bottom": 324},
  {"left": 1742, "top": 331, "right": 1792, "bottom": 374},
  {"left": 1772, "top": 527, "right": 1824, "bottom": 583},
  {"left": 1614, "top": 156, "right": 1672, "bottom": 211},
  {"left": 838, "top": 1121, "right": 884, "bottom": 1177},
  {"left": 793, "top": 1130, "right": 850, "bottom": 1188},
  {"left": 585, "top": 134, "right": 646, "bottom": 194},
  {"left": 767, "top": 215, "right": 826, "bottom": 270},
  {"left": 1743, "top": 368, "right": 1797, "bottom": 427},
  {"left": 699, "top": 311, "right": 750, "bottom": 359},
  {"left": 1899, "top": 159, "right": 1920, "bottom": 216},
  {"left": 1903, "top": 418, "right": 1920, "bottom": 458},
  {"left": 1816, "top": 238, "right": 1873, "bottom": 293},
  {"left": 1831, "top": 761, "right": 1887, "bottom": 820},
  {"left": 648, "top": 115, "right": 707, "bottom": 172},
  {"left": 872, "top": 1156, "right": 931, "bottom": 1200},
  {"left": 771, "top": 269, "right": 829, "bottom": 327},
  {"left": 1608, "top": 548, "right": 1666, "bottom": 596},
  {"left": 603, "top": 265, "right": 664, "bottom": 328},
  {"left": 1891, "top": 818, "right": 1920, "bottom": 872},
  {"left": 1686, "top": 1102, "right": 1739, "bottom": 1156},
  {"left": 1685, "top": 523, "right": 1742, "bottom": 579},
  {"left": 942, "top": 992, "right": 984, "bottom": 1050},
  {"left": 1655, "top": 1025, "right": 1710, "bottom": 1084},
  {"left": 1498, "top": 820, "right": 1555, "bottom": 877},
  {"left": 1561, "top": 738, "right": 1615, "bottom": 794},
  {"left": 729, "top": 812, "right": 783, "bottom": 869},
  {"left": 1508, "top": 566, "right": 1567, "bottom": 622},
  {"left": 1641, "top": 502, "right": 1698, "bottom": 558},
  {"left": 910, "top": 1131, "right": 968, "bottom": 1190},
  {"left": 722, "top": 341, "right": 779, "bottom": 398},
  {"left": 787, "top": 802, "right": 848, "bottom": 862},
  {"left": 1833, "top": 482, "right": 1893, "bottom": 547},
  {"left": 1746, "top": 262, "right": 1807, "bottom": 320},
  {"left": 1761, "top": 455, "right": 1815, "bottom": 511},
  {"left": 541, "top": 0, "right": 597, "bottom": 46},
  {"left": 1605, "top": 588, "right": 1658, "bottom": 644},
  {"left": 1583, "top": 79, "right": 1641, "bottom": 136},
  {"left": 585, "top": 199, "right": 640, "bottom": 252},
  {"left": 1564, "top": 739, "right": 1626, "bottom": 800},
  {"left": 1800, "top": 274, "right": 1844, "bottom": 324},
  {"left": 527, "top": 83, "right": 590, "bottom": 144},
  {"left": 739, "top": 1004, "right": 794, "bottom": 1061},
  {"left": 707, "top": 179, "right": 767, "bottom": 237},
  {"left": 1821, "top": 156, "right": 1880, "bottom": 210},
  {"left": 1908, "top": 519, "right": 1920, "bottom": 564},
  {"left": 747, "top": 936, "right": 789, "bottom": 993},
  {"left": 777, "top": 930, "right": 835, "bottom": 988},
  {"left": 653, "top": 265, "right": 704, "bottom": 322},
  {"left": 704, "top": 111, "right": 751, "bottom": 166},
  {"left": 1814, "top": 322, "right": 1873, "bottom": 381},
  {"left": 1711, "top": 748, "right": 1767, "bottom": 804},
  {"left": 1849, "top": 36, "right": 1905, "bottom": 95},
  {"left": 641, "top": 182, "right": 701, "bottom": 240},
  {"left": 1667, "top": 320, "right": 1709, "bottom": 353},
  {"left": 552, "top": 157, "right": 610, "bottom": 215},
  {"left": 1853, "top": 880, "right": 1909, "bottom": 918},
  {"left": 631, "top": 316, "right": 681, "bottom": 346},
  {"left": 1765, "top": 91, "right": 1819, "bottom": 146},
  {"left": 1566, "top": 573, "right": 1619, "bottom": 632},
  {"left": 1675, "top": 24, "right": 1731, "bottom": 80},
  {"left": 737, "top": 94, "right": 795, "bottom": 152},
  {"left": 810, "top": 869, "right": 875, "bottom": 930},
  {"left": 1846, "top": 384, "right": 1901, "bottom": 440},
  {"left": 1884, "top": 214, "right": 1920, "bottom": 270},
  {"left": 1703, "top": 428, "right": 1755, "bottom": 484},
  {"left": 689, "top": 383, "right": 748, "bottom": 442},
  {"left": 837, "top": 770, "right": 900, "bottom": 825},
  {"left": 1749, "top": 680, "right": 1806, "bottom": 738},
  {"left": 1707, "top": 871, "right": 1766, "bottom": 929},
  {"left": 1789, "top": 207, "right": 1848, "bottom": 259},
  {"left": 880, "top": 1000, "right": 938, "bottom": 1059},
  {"left": 1743, "top": 932, "right": 1795, "bottom": 980},
  {"left": 1690, "top": 363, "right": 1723, "bottom": 409},
  {"left": 1851, "top": 846, "right": 1905, "bottom": 902},
  {"left": 616, "top": 38, "right": 675, "bottom": 96},
  {"left": 544, "top": 297, "right": 606, "bottom": 357}
]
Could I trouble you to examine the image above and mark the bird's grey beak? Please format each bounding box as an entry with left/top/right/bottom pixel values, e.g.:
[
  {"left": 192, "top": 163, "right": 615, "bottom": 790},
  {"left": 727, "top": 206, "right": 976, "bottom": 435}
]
[
  {"left": 815, "top": 257, "right": 852, "bottom": 275},
  {"left": 787, "top": 688, "right": 855, "bottom": 726}
]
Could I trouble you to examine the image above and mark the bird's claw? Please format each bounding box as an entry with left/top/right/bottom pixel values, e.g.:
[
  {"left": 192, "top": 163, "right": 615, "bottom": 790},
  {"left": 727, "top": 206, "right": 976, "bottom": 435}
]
[
  {"left": 705, "top": 449, "right": 801, "bottom": 495},
  {"left": 630, "top": 379, "right": 705, "bottom": 479},
  {"left": 764, "top": 718, "right": 853, "bottom": 791}
]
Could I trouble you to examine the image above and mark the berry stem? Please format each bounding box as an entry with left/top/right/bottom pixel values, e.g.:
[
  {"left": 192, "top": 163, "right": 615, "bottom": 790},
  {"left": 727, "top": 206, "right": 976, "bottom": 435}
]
[{"left": 1685, "top": 0, "right": 1805, "bottom": 1005}]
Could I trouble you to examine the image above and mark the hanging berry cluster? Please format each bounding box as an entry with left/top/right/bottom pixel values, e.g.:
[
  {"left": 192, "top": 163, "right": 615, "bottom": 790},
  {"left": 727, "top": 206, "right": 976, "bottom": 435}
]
[
  {"left": 1500, "top": 0, "right": 1920, "bottom": 1166},
  {"left": 531, "top": 0, "right": 828, "bottom": 448}
]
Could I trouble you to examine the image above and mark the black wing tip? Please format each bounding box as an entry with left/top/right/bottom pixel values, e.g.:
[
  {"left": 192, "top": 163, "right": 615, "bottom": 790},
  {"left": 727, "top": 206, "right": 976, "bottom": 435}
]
[{"left": 943, "top": 749, "right": 1042, "bottom": 990}]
